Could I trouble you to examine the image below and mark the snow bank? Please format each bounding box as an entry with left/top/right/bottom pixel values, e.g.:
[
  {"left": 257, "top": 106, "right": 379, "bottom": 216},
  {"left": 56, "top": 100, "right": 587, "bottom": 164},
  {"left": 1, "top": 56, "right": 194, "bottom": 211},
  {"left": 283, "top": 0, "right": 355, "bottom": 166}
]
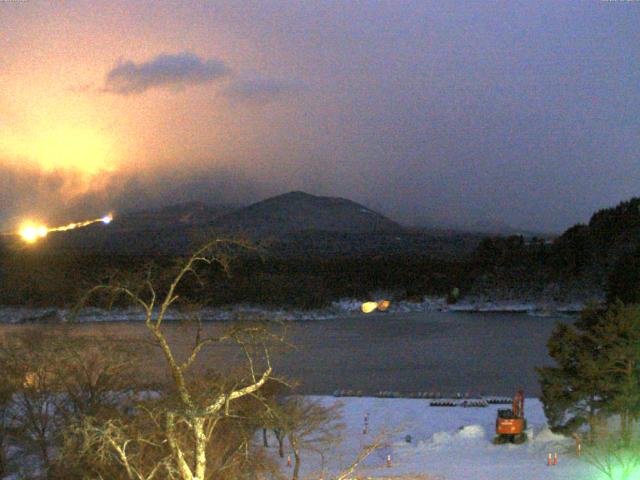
[{"left": 421, "top": 424, "right": 486, "bottom": 449}]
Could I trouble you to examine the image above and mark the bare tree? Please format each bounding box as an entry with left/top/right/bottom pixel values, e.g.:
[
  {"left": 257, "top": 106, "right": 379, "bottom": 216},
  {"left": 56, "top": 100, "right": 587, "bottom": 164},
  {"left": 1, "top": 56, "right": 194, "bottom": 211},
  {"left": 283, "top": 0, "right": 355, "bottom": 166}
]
[
  {"left": 265, "top": 396, "right": 343, "bottom": 480},
  {"left": 0, "top": 327, "right": 146, "bottom": 479},
  {"left": 0, "top": 367, "right": 17, "bottom": 477},
  {"left": 75, "top": 240, "right": 283, "bottom": 480},
  {"left": 0, "top": 329, "right": 68, "bottom": 474},
  {"left": 332, "top": 432, "right": 387, "bottom": 480}
]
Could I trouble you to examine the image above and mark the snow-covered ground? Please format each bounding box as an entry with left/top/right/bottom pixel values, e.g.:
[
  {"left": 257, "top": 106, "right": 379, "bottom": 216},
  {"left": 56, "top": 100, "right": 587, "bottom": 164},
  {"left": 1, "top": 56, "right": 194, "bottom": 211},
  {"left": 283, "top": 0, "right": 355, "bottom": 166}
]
[
  {"left": 273, "top": 396, "right": 598, "bottom": 480},
  {"left": 0, "top": 297, "right": 582, "bottom": 323},
  {"left": 0, "top": 394, "right": 600, "bottom": 479}
]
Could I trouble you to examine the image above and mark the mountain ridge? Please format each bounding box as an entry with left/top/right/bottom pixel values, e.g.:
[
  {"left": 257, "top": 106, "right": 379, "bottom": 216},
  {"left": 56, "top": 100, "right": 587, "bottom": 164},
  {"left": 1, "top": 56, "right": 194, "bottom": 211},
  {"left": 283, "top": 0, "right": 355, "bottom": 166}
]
[{"left": 212, "top": 191, "right": 403, "bottom": 237}]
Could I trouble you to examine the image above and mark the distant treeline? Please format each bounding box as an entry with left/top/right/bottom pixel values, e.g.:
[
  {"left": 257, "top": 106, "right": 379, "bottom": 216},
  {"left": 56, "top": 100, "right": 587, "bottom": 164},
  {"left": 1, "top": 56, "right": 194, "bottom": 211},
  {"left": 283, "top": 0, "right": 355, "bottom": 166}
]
[{"left": 0, "top": 249, "right": 474, "bottom": 309}]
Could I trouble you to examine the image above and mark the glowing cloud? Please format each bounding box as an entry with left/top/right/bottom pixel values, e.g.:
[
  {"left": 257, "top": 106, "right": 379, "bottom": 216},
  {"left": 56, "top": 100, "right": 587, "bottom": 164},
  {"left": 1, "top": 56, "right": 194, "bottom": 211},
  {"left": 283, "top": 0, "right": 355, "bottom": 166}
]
[{"left": 1, "top": 126, "right": 116, "bottom": 178}]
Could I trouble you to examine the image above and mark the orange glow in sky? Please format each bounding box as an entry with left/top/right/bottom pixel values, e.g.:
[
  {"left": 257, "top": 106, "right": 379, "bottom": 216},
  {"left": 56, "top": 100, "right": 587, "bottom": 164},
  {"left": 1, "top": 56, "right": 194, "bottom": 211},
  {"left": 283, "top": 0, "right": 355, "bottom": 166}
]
[{"left": 1, "top": 126, "right": 116, "bottom": 177}]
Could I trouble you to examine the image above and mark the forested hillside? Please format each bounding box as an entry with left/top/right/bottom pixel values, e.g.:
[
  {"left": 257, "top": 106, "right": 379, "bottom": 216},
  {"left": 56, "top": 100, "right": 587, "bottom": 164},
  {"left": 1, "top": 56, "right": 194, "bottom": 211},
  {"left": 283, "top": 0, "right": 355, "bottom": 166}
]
[{"left": 467, "top": 198, "right": 640, "bottom": 303}]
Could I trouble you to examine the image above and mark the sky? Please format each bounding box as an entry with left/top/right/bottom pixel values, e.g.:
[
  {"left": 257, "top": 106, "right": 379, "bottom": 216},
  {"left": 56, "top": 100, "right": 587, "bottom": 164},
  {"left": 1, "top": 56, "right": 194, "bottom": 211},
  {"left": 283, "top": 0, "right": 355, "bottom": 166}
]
[{"left": 0, "top": 1, "right": 638, "bottom": 233}]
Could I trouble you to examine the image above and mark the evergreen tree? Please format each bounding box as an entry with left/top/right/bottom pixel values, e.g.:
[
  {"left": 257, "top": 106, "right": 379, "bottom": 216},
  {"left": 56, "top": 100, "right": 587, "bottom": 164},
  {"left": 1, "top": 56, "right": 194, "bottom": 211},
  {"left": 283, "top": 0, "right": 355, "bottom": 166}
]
[
  {"left": 606, "top": 246, "right": 640, "bottom": 305},
  {"left": 588, "top": 302, "right": 640, "bottom": 445},
  {"left": 537, "top": 309, "right": 608, "bottom": 441},
  {"left": 538, "top": 302, "right": 640, "bottom": 445}
]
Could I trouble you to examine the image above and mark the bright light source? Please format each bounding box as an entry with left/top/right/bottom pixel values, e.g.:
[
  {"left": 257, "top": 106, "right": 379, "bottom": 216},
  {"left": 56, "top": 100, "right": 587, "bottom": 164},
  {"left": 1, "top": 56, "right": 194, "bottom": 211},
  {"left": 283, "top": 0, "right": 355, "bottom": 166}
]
[
  {"left": 361, "top": 300, "right": 391, "bottom": 313},
  {"left": 19, "top": 223, "right": 48, "bottom": 243},
  {"left": 378, "top": 300, "right": 391, "bottom": 311},
  {"left": 17, "top": 213, "right": 114, "bottom": 244},
  {"left": 361, "top": 302, "right": 379, "bottom": 314}
]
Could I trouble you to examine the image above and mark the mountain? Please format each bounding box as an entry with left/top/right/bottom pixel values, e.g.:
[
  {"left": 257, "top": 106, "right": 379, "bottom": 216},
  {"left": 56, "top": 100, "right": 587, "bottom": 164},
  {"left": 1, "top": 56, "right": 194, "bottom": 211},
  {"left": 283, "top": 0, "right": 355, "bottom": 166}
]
[
  {"left": 213, "top": 191, "right": 403, "bottom": 237},
  {"left": 25, "top": 192, "right": 413, "bottom": 256},
  {"left": 461, "top": 219, "right": 549, "bottom": 238},
  {"left": 115, "top": 201, "right": 237, "bottom": 230}
]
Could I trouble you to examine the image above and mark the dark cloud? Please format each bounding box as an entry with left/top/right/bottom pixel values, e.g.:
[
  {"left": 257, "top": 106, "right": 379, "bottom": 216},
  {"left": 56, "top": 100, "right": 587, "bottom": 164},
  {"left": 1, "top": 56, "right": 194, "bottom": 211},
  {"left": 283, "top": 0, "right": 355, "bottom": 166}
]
[
  {"left": 221, "top": 76, "right": 306, "bottom": 103},
  {"left": 104, "top": 52, "right": 230, "bottom": 95}
]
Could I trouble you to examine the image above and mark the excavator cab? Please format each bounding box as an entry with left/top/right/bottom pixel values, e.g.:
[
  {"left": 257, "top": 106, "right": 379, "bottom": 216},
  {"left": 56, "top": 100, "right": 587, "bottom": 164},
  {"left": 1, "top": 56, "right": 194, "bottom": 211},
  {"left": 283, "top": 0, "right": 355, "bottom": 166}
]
[{"left": 494, "top": 389, "right": 527, "bottom": 444}]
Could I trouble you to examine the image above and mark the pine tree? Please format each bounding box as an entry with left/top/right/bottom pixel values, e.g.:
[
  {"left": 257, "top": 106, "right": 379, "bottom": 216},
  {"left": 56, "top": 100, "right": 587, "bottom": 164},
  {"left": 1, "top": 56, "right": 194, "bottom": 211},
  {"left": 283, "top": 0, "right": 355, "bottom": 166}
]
[
  {"left": 538, "top": 302, "right": 640, "bottom": 445},
  {"left": 588, "top": 302, "right": 640, "bottom": 446},
  {"left": 537, "top": 310, "right": 609, "bottom": 442},
  {"left": 606, "top": 246, "right": 640, "bottom": 304}
]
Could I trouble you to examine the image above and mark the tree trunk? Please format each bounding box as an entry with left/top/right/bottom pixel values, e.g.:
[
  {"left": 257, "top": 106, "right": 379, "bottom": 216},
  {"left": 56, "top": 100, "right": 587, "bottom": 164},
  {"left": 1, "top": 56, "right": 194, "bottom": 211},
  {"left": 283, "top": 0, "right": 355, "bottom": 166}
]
[
  {"left": 274, "top": 429, "right": 284, "bottom": 458},
  {"left": 599, "top": 414, "right": 608, "bottom": 443},
  {"left": 166, "top": 412, "right": 195, "bottom": 480},
  {"left": 587, "top": 413, "right": 596, "bottom": 444},
  {"left": 38, "top": 430, "right": 50, "bottom": 474},
  {"left": 194, "top": 417, "right": 207, "bottom": 480},
  {"left": 263, "top": 428, "right": 269, "bottom": 447},
  {"left": 289, "top": 434, "right": 300, "bottom": 480},
  {"left": 0, "top": 438, "right": 5, "bottom": 478}
]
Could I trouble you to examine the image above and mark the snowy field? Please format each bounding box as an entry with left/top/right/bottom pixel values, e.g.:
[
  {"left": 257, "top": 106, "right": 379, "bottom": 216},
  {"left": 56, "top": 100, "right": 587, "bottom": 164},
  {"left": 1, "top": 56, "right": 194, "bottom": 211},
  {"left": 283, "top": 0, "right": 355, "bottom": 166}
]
[{"left": 275, "top": 396, "right": 599, "bottom": 480}]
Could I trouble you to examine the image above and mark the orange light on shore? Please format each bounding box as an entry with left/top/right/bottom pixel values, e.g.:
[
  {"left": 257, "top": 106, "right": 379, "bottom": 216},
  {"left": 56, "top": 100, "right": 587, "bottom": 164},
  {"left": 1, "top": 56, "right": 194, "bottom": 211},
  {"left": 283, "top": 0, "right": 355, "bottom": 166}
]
[
  {"left": 378, "top": 300, "right": 391, "bottom": 312},
  {"left": 361, "top": 300, "right": 391, "bottom": 314},
  {"left": 361, "top": 302, "right": 379, "bottom": 314}
]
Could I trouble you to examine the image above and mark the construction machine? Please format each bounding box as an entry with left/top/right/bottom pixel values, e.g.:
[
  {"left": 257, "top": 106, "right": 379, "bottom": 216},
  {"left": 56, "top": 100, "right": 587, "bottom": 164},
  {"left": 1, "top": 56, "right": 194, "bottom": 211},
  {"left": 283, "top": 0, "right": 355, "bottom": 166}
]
[{"left": 493, "top": 389, "right": 527, "bottom": 444}]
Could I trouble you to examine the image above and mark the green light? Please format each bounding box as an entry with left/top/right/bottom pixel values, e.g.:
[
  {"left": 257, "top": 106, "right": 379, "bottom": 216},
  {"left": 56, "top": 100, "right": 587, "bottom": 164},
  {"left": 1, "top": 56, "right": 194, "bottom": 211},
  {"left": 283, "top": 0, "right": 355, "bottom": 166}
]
[{"left": 594, "top": 465, "right": 640, "bottom": 480}]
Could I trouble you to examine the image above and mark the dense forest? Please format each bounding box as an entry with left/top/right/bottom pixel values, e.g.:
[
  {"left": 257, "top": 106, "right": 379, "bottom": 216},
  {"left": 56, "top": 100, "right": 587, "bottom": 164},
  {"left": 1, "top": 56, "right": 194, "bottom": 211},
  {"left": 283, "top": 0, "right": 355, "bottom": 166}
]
[{"left": 468, "top": 197, "right": 640, "bottom": 303}]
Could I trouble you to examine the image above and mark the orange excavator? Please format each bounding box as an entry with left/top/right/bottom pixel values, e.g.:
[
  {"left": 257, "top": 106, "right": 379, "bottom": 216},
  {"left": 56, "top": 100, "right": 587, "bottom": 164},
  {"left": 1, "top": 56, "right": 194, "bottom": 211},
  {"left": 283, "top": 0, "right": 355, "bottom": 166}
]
[{"left": 494, "top": 389, "right": 527, "bottom": 444}]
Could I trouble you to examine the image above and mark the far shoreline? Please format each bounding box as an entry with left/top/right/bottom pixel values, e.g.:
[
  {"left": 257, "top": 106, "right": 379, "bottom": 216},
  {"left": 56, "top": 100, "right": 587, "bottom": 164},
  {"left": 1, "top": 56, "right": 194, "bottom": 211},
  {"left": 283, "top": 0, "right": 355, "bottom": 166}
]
[{"left": 0, "top": 296, "right": 588, "bottom": 324}]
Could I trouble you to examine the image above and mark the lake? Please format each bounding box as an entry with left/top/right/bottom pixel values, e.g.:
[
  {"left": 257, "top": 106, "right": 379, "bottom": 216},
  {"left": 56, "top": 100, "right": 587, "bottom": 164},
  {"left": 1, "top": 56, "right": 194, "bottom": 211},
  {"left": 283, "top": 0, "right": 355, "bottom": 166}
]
[{"left": 0, "top": 310, "right": 569, "bottom": 397}]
